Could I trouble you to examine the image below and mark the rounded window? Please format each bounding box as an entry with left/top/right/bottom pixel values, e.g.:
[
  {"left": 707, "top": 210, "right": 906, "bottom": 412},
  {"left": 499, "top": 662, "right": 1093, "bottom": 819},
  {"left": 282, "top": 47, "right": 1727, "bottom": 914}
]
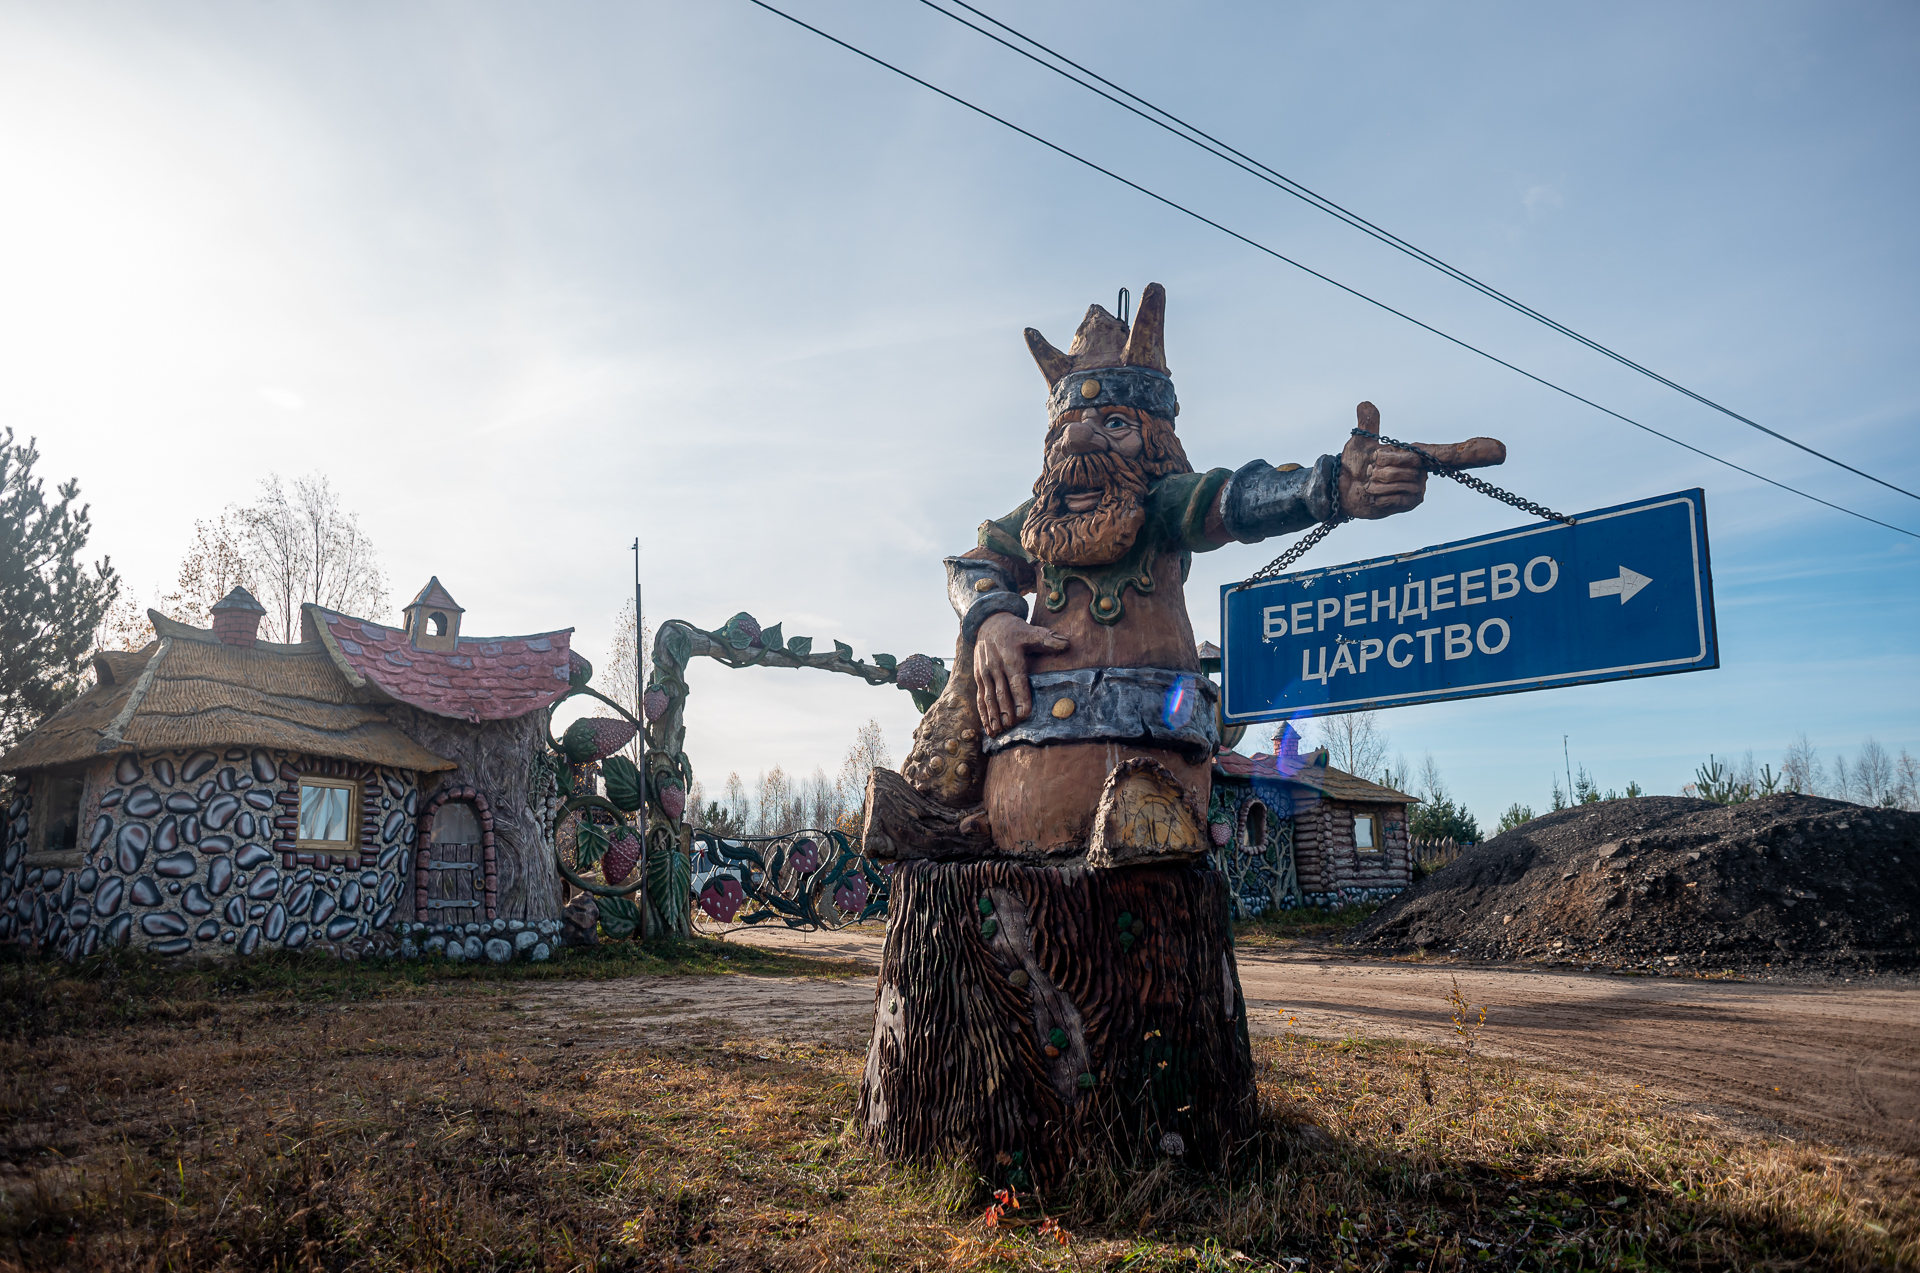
[{"left": 1243, "top": 800, "right": 1268, "bottom": 851}]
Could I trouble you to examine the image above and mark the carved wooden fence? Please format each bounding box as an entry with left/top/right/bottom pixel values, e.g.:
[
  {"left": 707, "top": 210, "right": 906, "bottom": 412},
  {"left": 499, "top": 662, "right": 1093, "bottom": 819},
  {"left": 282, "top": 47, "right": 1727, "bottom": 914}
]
[{"left": 1411, "top": 837, "right": 1470, "bottom": 873}]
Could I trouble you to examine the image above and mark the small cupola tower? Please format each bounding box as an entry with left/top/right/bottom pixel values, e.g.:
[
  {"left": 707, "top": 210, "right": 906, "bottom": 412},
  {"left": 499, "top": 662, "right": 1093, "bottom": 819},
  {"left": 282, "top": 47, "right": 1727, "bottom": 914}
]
[{"left": 402, "top": 577, "right": 465, "bottom": 652}]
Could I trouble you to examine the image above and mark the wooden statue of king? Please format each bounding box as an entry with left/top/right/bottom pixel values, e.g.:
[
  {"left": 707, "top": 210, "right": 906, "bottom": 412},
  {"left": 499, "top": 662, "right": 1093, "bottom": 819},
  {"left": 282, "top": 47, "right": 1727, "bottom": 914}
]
[{"left": 859, "top": 283, "right": 1504, "bottom": 1187}]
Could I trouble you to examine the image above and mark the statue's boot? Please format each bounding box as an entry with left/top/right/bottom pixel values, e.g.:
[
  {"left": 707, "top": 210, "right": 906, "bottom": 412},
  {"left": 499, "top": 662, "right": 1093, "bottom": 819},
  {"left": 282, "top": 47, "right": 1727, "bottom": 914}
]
[{"left": 1086, "top": 756, "right": 1209, "bottom": 868}]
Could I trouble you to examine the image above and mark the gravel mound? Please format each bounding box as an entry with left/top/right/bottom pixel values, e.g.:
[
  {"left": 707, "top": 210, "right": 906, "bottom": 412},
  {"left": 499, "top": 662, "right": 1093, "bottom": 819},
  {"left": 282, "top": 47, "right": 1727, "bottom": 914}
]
[{"left": 1347, "top": 795, "right": 1920, "bottom": 975}]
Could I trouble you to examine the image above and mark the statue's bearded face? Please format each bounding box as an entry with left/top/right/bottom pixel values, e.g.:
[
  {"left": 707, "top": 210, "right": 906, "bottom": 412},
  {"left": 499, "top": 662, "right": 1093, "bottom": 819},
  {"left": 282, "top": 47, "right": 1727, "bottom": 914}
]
[{"left": 1021, "top": 405, "right": 1192, "bottom": 566}]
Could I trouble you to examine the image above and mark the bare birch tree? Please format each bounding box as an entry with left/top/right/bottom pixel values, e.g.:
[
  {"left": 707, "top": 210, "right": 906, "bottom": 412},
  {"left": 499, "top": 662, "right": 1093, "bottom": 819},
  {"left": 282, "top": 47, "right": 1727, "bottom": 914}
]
[
  {"left": 1854, "top": 738, "right": 1894, "bottom": 807},
  {"left": 836, "top": 719, "right": 892, "bottom": 825},
  {"left": 601, "top": 596, "right": 653, "bottom": 765},
  {"left": 1295, "top": 710, "right": 1389, "bottom": 780},
  {"left": 754, "top": 766, "right": 794, "bottom": 834},
  {"left": 1781, "top": 734, "right": 1825, "bottom": 795},
  {"left": 152, "top": 511, "right": 253, "bottom": 629},
  {"left": 241, "top": 474, "right": 387, "bottom": 642},
  {"left": 722, "top": 772, "right": 750, "bottom": 830}
]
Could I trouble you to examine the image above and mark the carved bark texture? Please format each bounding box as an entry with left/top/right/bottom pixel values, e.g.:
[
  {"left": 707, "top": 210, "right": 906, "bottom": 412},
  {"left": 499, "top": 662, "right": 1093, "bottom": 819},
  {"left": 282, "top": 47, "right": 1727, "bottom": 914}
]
[
  {"left": 862, "top": 767, "right": 993, "bottom": 863},
  {"left": 387, "top": 706, "right": 563, "bottom": 921},
  {"left": 859, "top": 859, "right": 1255, "bottom": 1188}
]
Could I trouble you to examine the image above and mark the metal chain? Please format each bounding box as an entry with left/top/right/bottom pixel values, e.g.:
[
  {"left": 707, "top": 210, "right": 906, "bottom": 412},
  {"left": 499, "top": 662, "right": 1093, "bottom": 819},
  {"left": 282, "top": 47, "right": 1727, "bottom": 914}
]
[
  {"left": 1235, "top": 469, "right": 1346, "bottom": 590},
  {"left": 1362, "top": 428, "right": 1576, "bottom": 526},
  {"left": 1233, "top": 431, "right": 1572, "bottom": 591}
]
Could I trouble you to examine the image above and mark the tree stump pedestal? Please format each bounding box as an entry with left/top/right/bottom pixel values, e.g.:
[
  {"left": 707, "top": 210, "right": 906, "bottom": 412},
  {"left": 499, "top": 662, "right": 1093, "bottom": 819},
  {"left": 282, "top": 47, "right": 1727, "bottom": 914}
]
[{"left": 857, "top": 858, "right": 1257, "bottom": 1190}]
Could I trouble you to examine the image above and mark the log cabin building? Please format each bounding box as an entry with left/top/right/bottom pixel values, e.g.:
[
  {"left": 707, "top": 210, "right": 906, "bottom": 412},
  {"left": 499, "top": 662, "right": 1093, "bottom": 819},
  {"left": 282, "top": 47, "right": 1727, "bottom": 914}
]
[
  {"left": 1208, "top": 746, "right": 1417, "bottom": 916},
  {"left": 0, "top": 580, "right": 576, "bottom": 962}
]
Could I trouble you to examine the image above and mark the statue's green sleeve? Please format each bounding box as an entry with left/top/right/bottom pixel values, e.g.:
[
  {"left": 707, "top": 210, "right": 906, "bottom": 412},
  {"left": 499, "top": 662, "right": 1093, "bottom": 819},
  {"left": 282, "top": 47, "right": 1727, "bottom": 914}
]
[
  {"left": 977, "top": 500, "right": 1035, "bottom": 562},
  {"left": 1148, "top": 468, "right": 1233, "bottom": 554}
]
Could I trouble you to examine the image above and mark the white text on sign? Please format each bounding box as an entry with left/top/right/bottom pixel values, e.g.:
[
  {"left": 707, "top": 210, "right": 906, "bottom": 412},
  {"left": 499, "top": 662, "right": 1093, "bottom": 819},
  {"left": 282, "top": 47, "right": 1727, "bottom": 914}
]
[{"left": 1258, "top": 555, "right": 1559, "bottom": 639}]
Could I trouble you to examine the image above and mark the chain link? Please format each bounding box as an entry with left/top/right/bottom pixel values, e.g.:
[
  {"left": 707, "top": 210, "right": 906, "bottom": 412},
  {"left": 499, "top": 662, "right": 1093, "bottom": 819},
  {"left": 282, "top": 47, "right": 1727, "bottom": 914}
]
[
  {"left": 1232, "top": 431, "right": 1572, "bottom": 591},
  {"left": 1362, "top": 428, "right": 1575, "bottom": 527}
]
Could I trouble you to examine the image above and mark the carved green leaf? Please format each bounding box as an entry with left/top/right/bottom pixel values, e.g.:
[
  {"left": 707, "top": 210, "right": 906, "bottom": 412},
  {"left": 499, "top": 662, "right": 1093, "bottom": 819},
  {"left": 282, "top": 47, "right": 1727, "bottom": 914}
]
[
  {"left": 645, "top": 843, "right": 693, "bottom": 936},
  {"left": 602, "top": 756, "right": 644, "bottom": 813},
  {"left": 722, "top": 613, "right": 760, "bottom": 649},
  {"left": 597, "top": 894, "right": 640, "bottom": 939},
  {"left": 873, "top": 653, "right": 897, "bottom": 671},
  {"left": 833, "top": 640, "right": 853, "bottom": 661},
  {"left": 577, "top": 820, "right": 608, "bottom": 869},
  {"left": 760, "top": 622, "right": 783, "bottom": 651},
  {"left": 786, "top": 635, "right": 812, "bottom": 657},
  {"left": 662, "top": 623, "right": 692, "bottom": 665}
]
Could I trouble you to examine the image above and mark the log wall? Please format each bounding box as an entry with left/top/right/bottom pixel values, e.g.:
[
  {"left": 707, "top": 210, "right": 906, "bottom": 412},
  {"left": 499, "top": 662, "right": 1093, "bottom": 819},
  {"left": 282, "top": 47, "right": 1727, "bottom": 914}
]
[{"left": 1292, "top": 798, "right": 1411, "bottom": 897}]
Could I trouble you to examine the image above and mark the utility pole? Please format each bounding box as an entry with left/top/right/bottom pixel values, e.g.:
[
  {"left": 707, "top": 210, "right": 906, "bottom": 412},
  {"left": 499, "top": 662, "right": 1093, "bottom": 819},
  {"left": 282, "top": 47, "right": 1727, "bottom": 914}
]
[{"left": 633, "top": 538, "right": 647, "bottom": 938}]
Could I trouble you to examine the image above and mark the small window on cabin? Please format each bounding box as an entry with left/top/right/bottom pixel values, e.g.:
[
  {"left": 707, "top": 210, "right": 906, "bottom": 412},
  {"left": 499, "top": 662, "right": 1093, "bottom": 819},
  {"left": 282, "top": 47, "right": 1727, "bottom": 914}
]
[
  {"left": 1244, "top": 801, "right": 1268, "bottom": 851},
  {"left": 297, "top": 778, "right": 358, "bottom": 848},
  {"left": 38, "top": 773, "right": 85, "bottom": 855},
  {"left": 1353, "top": 812, "right": 1379, "bottom": 851},
  {"left": 429, "top": 611, "right": 448, "bottom": 636}
]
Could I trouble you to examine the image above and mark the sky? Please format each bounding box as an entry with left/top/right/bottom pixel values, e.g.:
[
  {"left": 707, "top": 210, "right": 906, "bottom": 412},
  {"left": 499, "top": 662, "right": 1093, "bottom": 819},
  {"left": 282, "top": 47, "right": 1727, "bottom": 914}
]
[{"left": 3, "top": 0, "right": 1916, "bottom": 827}]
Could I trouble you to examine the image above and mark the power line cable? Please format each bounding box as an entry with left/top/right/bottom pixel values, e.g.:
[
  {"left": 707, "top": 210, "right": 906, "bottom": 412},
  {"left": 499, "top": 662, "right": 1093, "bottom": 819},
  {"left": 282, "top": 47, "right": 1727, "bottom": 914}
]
[
  {"left": 918, "top": 0, "right": 1920, "bottom": 505},
  {"left": 742, "top": 0, "right": 1919, "bottom": 540}
]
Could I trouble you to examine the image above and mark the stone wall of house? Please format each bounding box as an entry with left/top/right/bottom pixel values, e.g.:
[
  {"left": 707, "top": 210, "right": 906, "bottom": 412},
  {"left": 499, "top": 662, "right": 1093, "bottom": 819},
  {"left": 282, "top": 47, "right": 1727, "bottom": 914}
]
[
  {"left": 1206, "top": 778, "right": 1297, "bottom": 918},
  {"left": 386, "top": 707, "right": 563, "bottom": 922},
  {"left": 0, "top": 784, "right": 33, "bottom": 947},
  {"left": 6, "top": 748, "right": 419, "bottom": 960},
  {"left": 1292, "top": 797, "right": 1411, "bottom": 906}
]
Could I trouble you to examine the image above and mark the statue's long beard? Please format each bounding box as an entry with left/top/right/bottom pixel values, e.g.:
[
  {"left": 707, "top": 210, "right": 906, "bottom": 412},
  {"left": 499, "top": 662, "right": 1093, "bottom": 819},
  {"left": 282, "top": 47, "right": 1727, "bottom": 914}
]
[{"left": 1021, "top": 450, "right": 1151, "bottom": 566}]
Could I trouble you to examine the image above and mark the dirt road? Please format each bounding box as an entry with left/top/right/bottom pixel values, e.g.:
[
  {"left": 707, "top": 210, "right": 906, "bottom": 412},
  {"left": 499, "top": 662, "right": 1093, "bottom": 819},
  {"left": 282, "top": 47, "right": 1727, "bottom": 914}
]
[{"left": 525, "top": 925, "right": 1920, "bottom": 1158}]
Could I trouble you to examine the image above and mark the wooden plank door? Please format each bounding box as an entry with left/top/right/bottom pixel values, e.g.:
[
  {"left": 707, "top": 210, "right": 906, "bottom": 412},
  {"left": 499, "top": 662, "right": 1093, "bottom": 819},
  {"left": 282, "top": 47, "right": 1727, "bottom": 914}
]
[{"left": 428, "top": 801, "right": 483, "bottom": 925}]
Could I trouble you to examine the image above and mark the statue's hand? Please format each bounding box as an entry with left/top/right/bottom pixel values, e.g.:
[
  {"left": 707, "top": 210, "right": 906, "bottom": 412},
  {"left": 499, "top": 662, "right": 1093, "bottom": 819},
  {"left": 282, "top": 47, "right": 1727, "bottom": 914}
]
[
  {"left": 1339, "top": 401, "right": 1507, "bottom": 520},
  {"left": 974, "top": 612, "right": 1069, "bottom": 736}
]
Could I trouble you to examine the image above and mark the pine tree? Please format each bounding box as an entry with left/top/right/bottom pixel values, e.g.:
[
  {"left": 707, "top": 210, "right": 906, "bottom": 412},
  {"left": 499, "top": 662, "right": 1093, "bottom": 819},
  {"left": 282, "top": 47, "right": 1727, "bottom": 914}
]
[{"left": 0, "top": 431, "right": 119, "bottom": 749}]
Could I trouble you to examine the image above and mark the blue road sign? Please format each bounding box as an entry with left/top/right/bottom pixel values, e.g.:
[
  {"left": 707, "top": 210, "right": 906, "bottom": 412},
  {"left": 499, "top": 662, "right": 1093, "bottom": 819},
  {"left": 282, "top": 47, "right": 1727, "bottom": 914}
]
[{"left": 1219, "top": 489, "right": 1718, "bottom": 724}]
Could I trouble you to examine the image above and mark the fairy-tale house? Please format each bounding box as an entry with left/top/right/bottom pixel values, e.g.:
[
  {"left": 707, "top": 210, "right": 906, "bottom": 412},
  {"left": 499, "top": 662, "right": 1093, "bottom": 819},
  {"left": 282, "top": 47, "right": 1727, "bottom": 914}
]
[
  {"left": 1209, "top": 746, "right": 1417, "bottom": 915},
  {"left": 0, "top": 579, "right": 576, "bottom": 962}
]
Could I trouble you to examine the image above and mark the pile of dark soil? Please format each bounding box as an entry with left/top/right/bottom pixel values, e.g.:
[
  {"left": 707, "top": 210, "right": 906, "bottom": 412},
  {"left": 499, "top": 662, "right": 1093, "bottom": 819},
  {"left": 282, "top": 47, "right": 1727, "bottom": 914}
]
[{"left": 1348, "top": 795, "right": 1919, "bottom": 975}]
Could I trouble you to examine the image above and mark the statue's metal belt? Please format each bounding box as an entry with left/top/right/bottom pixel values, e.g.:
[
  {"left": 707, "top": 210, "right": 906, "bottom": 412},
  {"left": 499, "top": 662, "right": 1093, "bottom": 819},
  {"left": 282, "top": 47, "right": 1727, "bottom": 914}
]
[{"left": 982, "top": 665, "right": 1219, "bottom": 762}]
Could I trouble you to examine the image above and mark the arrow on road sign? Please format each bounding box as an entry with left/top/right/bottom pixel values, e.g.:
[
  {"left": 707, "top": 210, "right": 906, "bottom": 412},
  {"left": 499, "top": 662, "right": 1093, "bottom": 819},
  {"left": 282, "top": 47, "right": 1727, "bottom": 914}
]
[{"left": 1588, "top": 566, "right": 1652, "bottom": 603}]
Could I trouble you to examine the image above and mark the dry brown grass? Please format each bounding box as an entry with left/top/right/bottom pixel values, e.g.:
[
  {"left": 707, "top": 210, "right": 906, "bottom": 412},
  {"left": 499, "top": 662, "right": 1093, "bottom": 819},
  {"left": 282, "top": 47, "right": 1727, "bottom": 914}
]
[{"left": 0, "top": 954, "right": 1912, "bottom": 1271}]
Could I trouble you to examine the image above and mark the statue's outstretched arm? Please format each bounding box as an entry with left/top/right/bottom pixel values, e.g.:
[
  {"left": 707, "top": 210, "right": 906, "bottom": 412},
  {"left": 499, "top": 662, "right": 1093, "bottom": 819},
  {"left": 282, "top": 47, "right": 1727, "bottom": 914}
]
[{"left": 1208, "top": 401, "right": 1507, "bottom": 544}]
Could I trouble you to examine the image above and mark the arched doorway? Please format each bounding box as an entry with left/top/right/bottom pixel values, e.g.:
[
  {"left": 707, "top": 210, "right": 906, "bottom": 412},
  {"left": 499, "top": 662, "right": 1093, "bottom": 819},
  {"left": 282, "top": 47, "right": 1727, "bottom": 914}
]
[{"left": 416, "top": 787, "right": 498, "bottom": 923}]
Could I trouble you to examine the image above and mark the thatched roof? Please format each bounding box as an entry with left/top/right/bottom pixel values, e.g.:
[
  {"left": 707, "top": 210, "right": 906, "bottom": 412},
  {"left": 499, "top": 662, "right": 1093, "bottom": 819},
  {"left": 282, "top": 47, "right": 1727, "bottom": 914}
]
[{"left": 0, "top": 613, "right": 454, "bottom": 776}]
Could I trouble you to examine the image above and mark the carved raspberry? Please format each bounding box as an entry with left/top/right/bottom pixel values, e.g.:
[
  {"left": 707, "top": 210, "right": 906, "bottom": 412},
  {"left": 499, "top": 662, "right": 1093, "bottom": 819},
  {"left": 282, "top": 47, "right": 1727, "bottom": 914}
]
[
  {"left": 642, "top": 688, "right": 669, "bottom": 722},
  {"left": 659, "top": 785, "right": 686, "bottom": 821},
  {"left": 562, "top": 717, "right": 638, "bottom": 764},
  {"left": 1210, "top": 821, "right": 1232, "bottom": 847},
  {"left": 601, "top": 827, "right": 642, "bottom": 886},
  {"left": 895, "top": 653, "right": 936, "bottom": 692}
]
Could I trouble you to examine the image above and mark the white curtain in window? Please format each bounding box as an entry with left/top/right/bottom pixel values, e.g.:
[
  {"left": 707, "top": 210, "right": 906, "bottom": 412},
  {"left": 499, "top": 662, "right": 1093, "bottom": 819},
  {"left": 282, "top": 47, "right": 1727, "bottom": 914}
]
[{"left": 299, "top": 785, "right": 351, "bottom": 842}]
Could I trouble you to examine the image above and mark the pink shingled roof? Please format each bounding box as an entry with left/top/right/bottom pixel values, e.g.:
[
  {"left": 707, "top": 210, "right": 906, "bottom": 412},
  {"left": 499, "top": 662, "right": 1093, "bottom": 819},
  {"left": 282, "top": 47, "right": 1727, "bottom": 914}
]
[{"left": 308, "top": 605, "right": 574, "bottom": 723}]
